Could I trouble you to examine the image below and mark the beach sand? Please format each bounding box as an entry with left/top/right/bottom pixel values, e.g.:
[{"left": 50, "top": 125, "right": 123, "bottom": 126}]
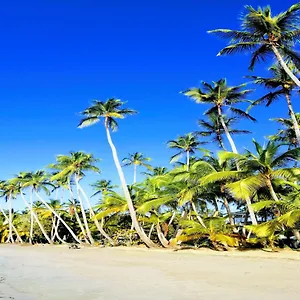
[{"left": 0, "top": 245, "right": 300, "bottom": 300}]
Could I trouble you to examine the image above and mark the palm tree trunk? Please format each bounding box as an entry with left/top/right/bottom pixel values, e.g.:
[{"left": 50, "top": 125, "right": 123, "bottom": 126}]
[
  {"left": 104, "top": 119, "right": 157, "bottom": 248},
  {"left": 0, "top": 204, "right": 22, "bottom": 243},
  {"left": 20, "top": 192, "right": 52, "bottom": 244},
  {"left": 186, "top": 150, "right": 190, "bottom": 171},
  {"left": 74, "top": 175, "right": 95, "bottom": 245},
  {"left": 217, "top": 106, "right": 238, "bottom": 153},
  {"left": 191, "top": 201, "right": 206, "bottom": 228},
  {"left": 29, "top": 189, "right": 34, "bottom": 244},
  {"left": 133, "top": 164, "right": 137, "bottom": 184},
  {"left": 285, "top": 93, "right": 300, "bottom": 145},
  {"left": 35, "top": 191, "right": 81, "bottom": 244},
  {"left": 148, "top": 223, "right": 155, "bottom": 239},
  {"left": 223, "top": 197, "right": 234, "bottom": 226},
  {"left": 51, "top": 216, "right": 56, "bottom": 241},
  {"left": 245, "top": 197, "right": 257, "bottom": 225},
  {"left": 53, "top": 217, "right": 67, "bottom": 244},
  {"left": 272, "top": 45, "right": 300, "bottom": 88},
  {"left": 77, "top": 182, "right": 115, "bottom": 245},
  {"left": 7, "top": 194, "right": 14, "bottom": 243},
  {"left": 67, "top": 184, "right": 90, "bottom": 243},
  {"left": 156, "top": 223, "right": 170, "bottom": 248}
]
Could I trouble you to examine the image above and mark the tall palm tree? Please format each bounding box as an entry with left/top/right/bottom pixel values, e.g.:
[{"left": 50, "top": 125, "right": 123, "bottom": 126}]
[
  {"left": 208, "top": 4, "right": 300, "bottom": 87},
  {"left": 122, "top": 152, "right": 153, "bottom": 183},
  {"left": 20, "top": 171, "right": 81, "bottom": 243},
  {"left": 13, "top": 172, "right": 52, "bottom": 244},
  {"left": 78, "top": 98, "right": 156, "bottom": 248},
  {"left": 0, "top": 180, "right": 21, "bottom": 243},
  {"left": 269, "top": 114, "right": 300, "bottom": 148},
  {"left": 248, "top": 63, "right": 300, "bottom": 145},
  {"left": 49, "top": 151, "right": 115, "bottom": 245},
  {"left": 197, "top": 113, "right": 251, "bottom": 150},
  {"left": 167, "top": 133, "right": 205, "bottom": 170},
  {"left": 183, "top": 79, "right": 255, "bottom": 153}
]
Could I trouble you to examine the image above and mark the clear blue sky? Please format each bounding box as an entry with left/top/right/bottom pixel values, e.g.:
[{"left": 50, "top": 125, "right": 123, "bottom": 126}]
[{"left": 1, "top": 0, "right": 299, "bottom": 199}]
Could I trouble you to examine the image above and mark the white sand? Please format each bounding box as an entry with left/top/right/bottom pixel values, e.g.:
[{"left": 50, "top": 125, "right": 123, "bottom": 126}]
[{"left": 0, "top": 245, "right": 300, "bottom": 300}]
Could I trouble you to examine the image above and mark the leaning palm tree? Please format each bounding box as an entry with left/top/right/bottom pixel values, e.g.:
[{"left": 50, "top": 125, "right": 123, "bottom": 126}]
[
  {"left": 183, "top": 79, "right": 255, "bottom": 154},
  {"left": 20, "top": 171, "right": 81, "bottom": 243},
  {"left": 167, "top": 133, "right": 205, "bottom": 170},
  {"left": 269, "top": 114, "right": 300, "bottom": 148},
  {"left": 208, "top": 4, "right": 300, "bottom": 87},
  {"left": 248, "top": 63, "right": 300, "bottom": 145},
  {"left": 197, "top": 113, "right": 251, "bottom": 150},
  {"left": 78, "top": 98, "right": 156, "bottom": 248},
  {"left": 122, "top": 152, "right": 153, "bottom": 183}
]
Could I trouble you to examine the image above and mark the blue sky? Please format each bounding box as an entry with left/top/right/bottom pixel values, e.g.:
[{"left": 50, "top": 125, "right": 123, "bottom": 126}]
[{"left": 1, "top": 0, "right": 299, "bottom": 201}]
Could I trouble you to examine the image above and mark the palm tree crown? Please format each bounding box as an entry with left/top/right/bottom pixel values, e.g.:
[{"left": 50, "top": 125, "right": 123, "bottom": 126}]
[{"left": 78, "top": 98, "right": 137, "bottom": 131}]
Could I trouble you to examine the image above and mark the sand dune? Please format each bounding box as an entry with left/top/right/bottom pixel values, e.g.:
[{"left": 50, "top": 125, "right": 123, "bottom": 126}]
[{"left": 0, "top": 245, "right": 300, "bottom": 300}]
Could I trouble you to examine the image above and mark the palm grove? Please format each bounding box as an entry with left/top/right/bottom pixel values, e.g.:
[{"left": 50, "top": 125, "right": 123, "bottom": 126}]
[{"left": 1, "top": 4, "right": 300, "bottom": 250}]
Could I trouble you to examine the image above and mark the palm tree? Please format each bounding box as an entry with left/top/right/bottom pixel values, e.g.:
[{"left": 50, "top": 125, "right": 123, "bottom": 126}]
[
  {"left": 78, "top": 98, "right": 156, "bottom": 248},
  {"left": 183, "top": 79, "right": 255, "bottom": 153},
  {"left": 167, "top": 133, "right": 205, "bottom": 170},
  {"left": 208, "top": 4, "right": 300, "bottom": 87},
  {"left": 91, "top": 180, "right": 116, "bottom": 197},
  {"left": 248, "top": 63, "right": 300, "bottom": 145},
  {"left": 0, "top": 180, "right": 22, "bottom": 243},
  {"left": 143, "top": 167, "right": 168, "bottom": 177},
  {"left": 20, "top": 171, "right": 81, "bottom": 243},
  {"left": 197, "top": 113, "right": 251, "bottom": 150},
  {"left": 122, "top": 152, "right": 153, "bottom": 183},
  {"left": 13, "top": 172, "right": 52, "bottom": 244},
  {"left": 49, "top": 151, "right": 115, "bottom": 245},
  {"left": 270, "top": 114, "right": 300, "bottom": 148}
]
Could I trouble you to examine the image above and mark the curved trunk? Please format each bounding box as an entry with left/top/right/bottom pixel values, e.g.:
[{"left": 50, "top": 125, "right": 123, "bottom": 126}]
[
  {"left": 35, "top": 191, "right": 81, "bottom": 244},
  {"left": 68, "top": 183, "right": 89, "bottom": 243},
  {"left": 217, "top": 106, "right": 238, "bottom": 154},
  {"left": 156, "top": 223, "right": 170, "bottom": 248},
  {"left": 245, "top": 197, "right": 257, "bottom": 225},
  {"left": 53, "top": 217, "right": 67, "bottom": 244},
  {"left": 133, "top": 164, "right": 137, "bottom": 184},
  {"left": 148, "top": 223, "right": 155, "bottom": 239},
  {"left": 285, "top": 93, "right": 300, "bottom": 146},
  {"left": 266, "top": 178, "right": 280, "bottom": 202},
  {"left": 105, "top": 119, "right": 157, "bottom": 248},
  {"left": 0, "top": 204, "right": 22, "bottom": 243},
  {"left": 74, "top": 175, "right": 95, "bottom": 245},
  {"left": 191, "top": 201, "right": 206, "bottom": 228},
  {"left": 20, "top": 192, "right": 52, "bottom": 244},
  {"left": 272, "top": 45, "right": 300, "bottom": 88},
  {"left": 223, "top": 197, "right": 234, "bottom": 226},
  {"left": 77, "top": 183, "right": 115, "bottom": 245}
]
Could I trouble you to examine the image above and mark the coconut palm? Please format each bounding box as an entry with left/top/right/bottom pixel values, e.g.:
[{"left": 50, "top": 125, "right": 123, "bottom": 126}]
[
  {"left": 248, "top": 63, "right": 300, "bottom": 145},
  {"left": 197, "top": 113, "right": 251, "bottom": 150},
  {"left": 143, "top": 167, "right": 168, "bottom": 177},
  {"left": 49, "top": 151, "right": 114, "bottom": 245},
  {"left": 78, "top": 98, "right": 156, "bottom": 248},
  {"left": 270, "top": 114, "right": 300, "bottom": 148},
  {"left": 91, "top": 180, "right": 116, "bottom": 197},
  {"left": 13, "top": 172, "right": 52, "bottom": 244},
  {"left": 183, "top": 79, "right": 255, "bottom": 153},
  {"left": 122, "top": 152, "right": 153, "bottom": 183},
  {"left": 0, "top": 180, "right": 22, "bottom": 243},
  {"left": 208, "top": 4, "right": 300, "bottom": 87},
  {"left": 19, "top": 171, "right": 81, "bottom": 243},
  {"left": 168, "top": 133, "right": 206, "bottom": 170}
]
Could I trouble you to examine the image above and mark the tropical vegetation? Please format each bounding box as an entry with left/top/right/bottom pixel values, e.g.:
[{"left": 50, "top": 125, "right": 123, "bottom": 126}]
[{"left": 1, "top": 3, "right": 300, "bottom": 251}]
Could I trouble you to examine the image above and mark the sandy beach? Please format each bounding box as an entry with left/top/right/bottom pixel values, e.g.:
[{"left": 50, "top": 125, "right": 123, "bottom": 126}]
[{"left": 0, "top": 245, "right": 300, "bottom": 300}]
